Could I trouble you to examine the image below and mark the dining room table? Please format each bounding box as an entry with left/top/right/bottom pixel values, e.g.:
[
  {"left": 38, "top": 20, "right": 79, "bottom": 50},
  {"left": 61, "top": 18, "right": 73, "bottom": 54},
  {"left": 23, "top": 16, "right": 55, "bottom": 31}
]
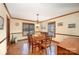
[{"left": 28, "top": 32, "right": 52, "bottom": 54}]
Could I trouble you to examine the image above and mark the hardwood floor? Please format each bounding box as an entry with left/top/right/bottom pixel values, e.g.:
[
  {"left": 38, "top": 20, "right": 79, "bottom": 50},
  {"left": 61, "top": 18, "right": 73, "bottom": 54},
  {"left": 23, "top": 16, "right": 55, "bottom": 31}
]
[
  {"left": 6, "top": 40, "right": 29, "bottom": 55},
  {"left": 6, "top": 39, "right": 78, "bottom": 55},
  {"left": 6, "top": 40, "right": 57, "bottom": 55}
]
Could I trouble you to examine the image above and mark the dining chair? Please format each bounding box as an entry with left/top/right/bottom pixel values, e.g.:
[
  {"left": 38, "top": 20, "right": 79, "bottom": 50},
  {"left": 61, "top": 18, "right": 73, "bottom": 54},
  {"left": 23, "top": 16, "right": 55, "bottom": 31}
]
[{"left": 39, "top": 32, "right": 52, "bottom": 54}]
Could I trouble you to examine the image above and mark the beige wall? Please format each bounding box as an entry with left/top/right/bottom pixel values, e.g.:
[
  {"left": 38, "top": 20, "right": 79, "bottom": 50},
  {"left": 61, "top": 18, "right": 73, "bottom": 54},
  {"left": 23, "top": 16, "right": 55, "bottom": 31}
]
[
  {"left": 0, "top": 3, "right": 10, "bottom": 54},
  {"left": 40, "top": 12, "right": 79, "bottom": 42},
  {"left": 10, "top": 18, "right": 36, "bottom": 40},
  {"left": 35, "top": 23, "right": 40, "bottom": 32},
  {"left": 40, "top": 22, "right": 48, "bottom": 32},
  {"left": 0, "top": 3, "right": 37, "bottom": 54}
]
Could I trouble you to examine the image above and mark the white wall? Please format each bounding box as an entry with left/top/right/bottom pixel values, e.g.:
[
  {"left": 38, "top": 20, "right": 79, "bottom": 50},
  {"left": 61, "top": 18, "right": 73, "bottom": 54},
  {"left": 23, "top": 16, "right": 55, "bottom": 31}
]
[
  {"left": 0, "top": 3, "right": 36, "bottom": 54},
  {"left": 10, "top": 18, "right": 36, "bottom": 40},
  {"left": 40, "top": 12, "right": 79, "bottom": 42},
  {"left": 0, "top": 3, "right": 10, "bottom": 55}
]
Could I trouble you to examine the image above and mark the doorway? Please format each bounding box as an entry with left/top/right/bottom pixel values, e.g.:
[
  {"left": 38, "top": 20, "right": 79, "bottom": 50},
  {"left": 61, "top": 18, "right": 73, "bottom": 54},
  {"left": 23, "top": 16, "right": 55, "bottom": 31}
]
[{"left": 6, "top": 16, "right": 10, "bottom": 49}]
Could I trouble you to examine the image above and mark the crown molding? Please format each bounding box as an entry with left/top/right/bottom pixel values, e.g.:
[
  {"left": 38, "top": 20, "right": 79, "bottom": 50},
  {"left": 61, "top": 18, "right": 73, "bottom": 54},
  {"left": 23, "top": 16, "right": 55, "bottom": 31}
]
[
  {"left": 40, "top": 10, "right": 79, "bottom": 23},
  {"left": 3, "top": 3, "right": 79, "bottom": 23},
  {"left": 3, "top": 3, "right": 12, "bottom": 18},
  {"left": 11, "top": 17, "right": 36, "bottom": 22},
  {"left": 3, "top": 3, "right": 36, "bottom": 22}
]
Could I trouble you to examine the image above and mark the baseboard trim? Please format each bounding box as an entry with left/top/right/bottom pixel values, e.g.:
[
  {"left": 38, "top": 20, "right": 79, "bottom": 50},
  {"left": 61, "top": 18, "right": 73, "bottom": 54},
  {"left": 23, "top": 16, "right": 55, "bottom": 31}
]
[{"left": 18, "top": 39, "right": 28, "bottom": 41}]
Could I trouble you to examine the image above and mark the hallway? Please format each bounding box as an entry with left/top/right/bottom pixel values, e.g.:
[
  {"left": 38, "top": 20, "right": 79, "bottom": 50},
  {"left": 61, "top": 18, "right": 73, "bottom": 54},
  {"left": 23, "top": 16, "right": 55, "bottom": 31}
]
[{"left": 6, "top": 40, "right": 57, "bottom": 55}]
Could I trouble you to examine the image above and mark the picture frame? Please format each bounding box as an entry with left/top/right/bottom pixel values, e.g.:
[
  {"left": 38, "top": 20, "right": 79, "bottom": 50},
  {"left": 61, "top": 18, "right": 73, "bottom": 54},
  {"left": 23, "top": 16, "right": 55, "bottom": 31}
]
[
  {"left": 15, "top": 22, "right": 19, "bottom": 26},
  {"left": 0, "top": 16, "right": 4, "bottom": 29},
  {"left": 68, "top": 23, "right": 76, "bottom": 28},
  {"left": 57, "top": 22, "right": 63, "bottom": 26}
]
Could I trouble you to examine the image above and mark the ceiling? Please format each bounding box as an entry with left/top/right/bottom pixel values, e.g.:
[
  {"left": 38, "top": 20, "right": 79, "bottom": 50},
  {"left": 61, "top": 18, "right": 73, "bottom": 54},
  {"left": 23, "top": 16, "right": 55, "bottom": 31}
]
[{"left": 6, "top": 3, "right": 79, "bottom": 21}]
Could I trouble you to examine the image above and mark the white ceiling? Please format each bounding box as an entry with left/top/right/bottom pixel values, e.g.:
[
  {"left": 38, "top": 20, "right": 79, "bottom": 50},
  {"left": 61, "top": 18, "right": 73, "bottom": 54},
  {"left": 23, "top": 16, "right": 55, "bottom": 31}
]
[{"left": 6, "top": 3, "right": 79, "bottom": 21}]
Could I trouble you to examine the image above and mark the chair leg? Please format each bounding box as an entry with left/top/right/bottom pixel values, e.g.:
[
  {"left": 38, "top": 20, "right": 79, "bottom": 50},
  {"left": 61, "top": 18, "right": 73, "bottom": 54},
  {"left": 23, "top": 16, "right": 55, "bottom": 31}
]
[
  {"left": 45, "top": 48, "right": 47, "bottom": 55},
  {"left": 32, "top": 44, "right": 33, "bottom": 53}
]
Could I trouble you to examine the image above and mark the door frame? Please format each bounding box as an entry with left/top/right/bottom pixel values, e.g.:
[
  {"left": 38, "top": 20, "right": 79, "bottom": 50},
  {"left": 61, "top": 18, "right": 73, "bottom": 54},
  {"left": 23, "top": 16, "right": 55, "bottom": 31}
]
[{"left": 6, "top": 15, "right": 10, "bottom": 49}]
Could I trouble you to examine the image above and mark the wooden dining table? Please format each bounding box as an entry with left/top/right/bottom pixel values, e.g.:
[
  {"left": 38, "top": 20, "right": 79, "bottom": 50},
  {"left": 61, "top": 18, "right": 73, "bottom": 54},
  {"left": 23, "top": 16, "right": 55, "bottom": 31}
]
[
  {"left": 32, "top": 33, "right": 45, "bottom": 41},
  {"left": 28, "top": 32, "right": 52, "bottom": 54}
]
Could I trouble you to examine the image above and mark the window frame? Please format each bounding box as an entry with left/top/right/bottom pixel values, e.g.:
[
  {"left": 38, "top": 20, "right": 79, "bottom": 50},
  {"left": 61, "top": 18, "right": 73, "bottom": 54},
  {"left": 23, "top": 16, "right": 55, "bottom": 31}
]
[
  {"left": 48, "top": 22, "right": 56, "bottom": 37},
  {"left": 22, "top": 23, "right": 35, "bottom": 36}
]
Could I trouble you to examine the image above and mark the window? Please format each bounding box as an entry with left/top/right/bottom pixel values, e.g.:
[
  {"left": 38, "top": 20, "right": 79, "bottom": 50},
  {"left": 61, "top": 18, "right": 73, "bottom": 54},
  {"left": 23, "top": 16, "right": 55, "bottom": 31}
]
[
  {"left": 22, "top": 23, "right": 35, "bottom": 36},
  {"left": 48, "top": 22, "right": 56, "bottom": 37}
]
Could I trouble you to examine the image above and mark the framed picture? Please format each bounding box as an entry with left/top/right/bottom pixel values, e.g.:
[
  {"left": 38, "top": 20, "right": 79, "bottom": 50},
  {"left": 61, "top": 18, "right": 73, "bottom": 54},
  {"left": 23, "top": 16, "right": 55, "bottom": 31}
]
[
  {"left": 58, "top": 22, "right": 63, "bottom": 26},
  {"left": 15, "top": 22, "right": 19, "bottom": 26},
  {"left": 68, "top": 23, "right": 76, "bottom": 28},
  {"left": 0, "top": 16, "right": 4, "bottom": 29}
]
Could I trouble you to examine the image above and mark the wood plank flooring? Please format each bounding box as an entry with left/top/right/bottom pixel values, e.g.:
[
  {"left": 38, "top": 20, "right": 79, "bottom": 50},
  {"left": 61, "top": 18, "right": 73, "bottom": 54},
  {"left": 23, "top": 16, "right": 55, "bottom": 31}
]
[
  {"left": 6, "top": 40, "right": 57, "bottom": 55},
  {"left": 6, "top": 39, "right": 77, "bottom": 55}
]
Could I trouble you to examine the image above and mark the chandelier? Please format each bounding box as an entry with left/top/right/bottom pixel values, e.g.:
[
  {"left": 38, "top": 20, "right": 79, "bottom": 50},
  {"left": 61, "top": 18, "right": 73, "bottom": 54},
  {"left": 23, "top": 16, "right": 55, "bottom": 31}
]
[
  {"left": 36, "top": 13, "right": 40, "bottom": 29},
  {"left": 36, "top": 14, "right": 39, "bottom": 23}
]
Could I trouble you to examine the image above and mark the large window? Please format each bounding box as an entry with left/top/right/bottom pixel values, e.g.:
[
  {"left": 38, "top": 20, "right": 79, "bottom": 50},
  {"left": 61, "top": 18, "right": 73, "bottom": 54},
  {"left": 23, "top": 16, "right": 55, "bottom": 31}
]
[
  {"left": 48, "top": 22, "right": 56, "bottom": 37},
  {"left": 22, "top": 23, "right": 35, "bottom": 36}
]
